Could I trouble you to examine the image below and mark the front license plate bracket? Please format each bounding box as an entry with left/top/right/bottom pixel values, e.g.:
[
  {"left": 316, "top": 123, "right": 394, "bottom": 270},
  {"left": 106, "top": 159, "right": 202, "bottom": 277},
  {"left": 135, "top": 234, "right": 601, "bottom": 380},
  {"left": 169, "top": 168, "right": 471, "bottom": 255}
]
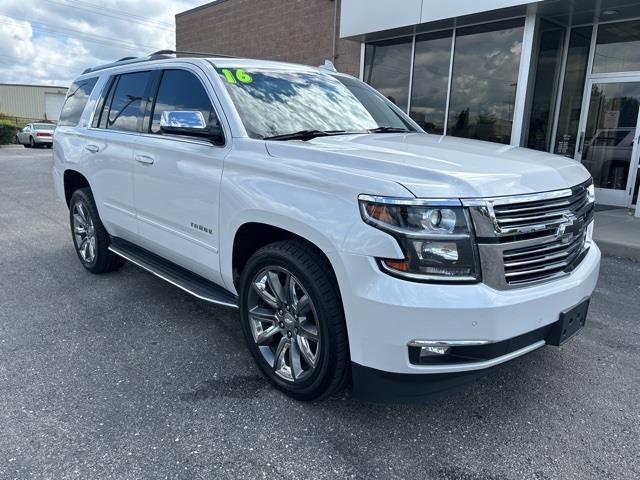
[{"left": 547, "top": 298, "right": 590, "bottom": 346}]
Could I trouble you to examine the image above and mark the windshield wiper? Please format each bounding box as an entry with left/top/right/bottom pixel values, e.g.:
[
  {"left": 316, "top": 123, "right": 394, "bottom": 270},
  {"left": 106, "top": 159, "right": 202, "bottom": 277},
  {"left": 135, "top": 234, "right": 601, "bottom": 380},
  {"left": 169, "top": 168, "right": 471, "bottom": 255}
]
[
  {"left": 263, "top": 130, "right": 351, "bottom": 141},
  {"left": 367, "top": 126, "right": 411, "bottom": 133}
]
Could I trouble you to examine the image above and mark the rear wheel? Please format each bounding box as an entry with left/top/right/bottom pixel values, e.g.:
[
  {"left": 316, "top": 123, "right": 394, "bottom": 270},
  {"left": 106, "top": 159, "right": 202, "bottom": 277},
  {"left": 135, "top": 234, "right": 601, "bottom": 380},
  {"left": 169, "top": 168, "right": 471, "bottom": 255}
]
[
  {"left": 69, "top": 188, "right": 125, "bottom": 274},
  {"left": 29, "top": 137, "right": 35, "bottom": 148},
  {"left": 239, "top": 240, "right": 349, "bottom": 400}
]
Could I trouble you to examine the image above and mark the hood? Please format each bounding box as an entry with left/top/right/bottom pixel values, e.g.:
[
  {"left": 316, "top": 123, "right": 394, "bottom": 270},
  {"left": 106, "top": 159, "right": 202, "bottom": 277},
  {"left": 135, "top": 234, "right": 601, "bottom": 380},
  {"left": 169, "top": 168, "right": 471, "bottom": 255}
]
[{"left": 265, "top": 133, "right": 590, "bottom": 198}]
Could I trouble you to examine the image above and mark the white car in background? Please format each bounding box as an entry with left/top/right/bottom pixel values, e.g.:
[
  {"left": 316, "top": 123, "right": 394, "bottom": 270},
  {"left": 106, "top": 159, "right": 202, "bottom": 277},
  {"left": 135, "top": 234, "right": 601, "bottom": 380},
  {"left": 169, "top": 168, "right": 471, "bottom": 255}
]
[
  {"left": 16, "top": 123, "right": 55, "bottom": 148},
  {"left": 52, "top": 52, "right": 601, "bottom": 402}
]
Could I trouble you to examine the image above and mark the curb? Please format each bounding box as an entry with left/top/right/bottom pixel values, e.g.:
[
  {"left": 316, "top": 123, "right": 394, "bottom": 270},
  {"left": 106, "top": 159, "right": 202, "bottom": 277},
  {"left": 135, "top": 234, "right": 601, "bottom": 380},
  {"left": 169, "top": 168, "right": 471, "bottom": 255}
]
[
  {"left": 596, "top": 240, "right": 640, "bottom": 262},
  {"left": 0, "top": 144, "right": 24, "bottom": 149}
]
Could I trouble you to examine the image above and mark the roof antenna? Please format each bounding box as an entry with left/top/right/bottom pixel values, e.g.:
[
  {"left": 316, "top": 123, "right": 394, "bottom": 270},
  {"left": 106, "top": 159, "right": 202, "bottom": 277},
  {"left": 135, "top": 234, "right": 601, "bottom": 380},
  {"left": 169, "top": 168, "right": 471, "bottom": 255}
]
[{"left": 319, "top": 59, "right": 337, "bottom": 72}]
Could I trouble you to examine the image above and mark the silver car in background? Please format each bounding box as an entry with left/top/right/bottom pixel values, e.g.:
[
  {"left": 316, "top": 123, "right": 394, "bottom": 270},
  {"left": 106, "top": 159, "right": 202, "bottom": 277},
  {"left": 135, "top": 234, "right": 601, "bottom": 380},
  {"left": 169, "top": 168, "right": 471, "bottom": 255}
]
[{"left": 16, "top": 123, "right": 55, "bottom": 148}]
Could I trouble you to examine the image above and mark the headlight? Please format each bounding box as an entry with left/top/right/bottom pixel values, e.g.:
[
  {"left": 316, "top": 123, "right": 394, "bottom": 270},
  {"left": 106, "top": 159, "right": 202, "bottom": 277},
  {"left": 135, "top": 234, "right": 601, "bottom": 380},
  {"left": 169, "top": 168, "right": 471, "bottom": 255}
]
[{"left": 359, "top": 195, "right": 480, "bottom": 282}]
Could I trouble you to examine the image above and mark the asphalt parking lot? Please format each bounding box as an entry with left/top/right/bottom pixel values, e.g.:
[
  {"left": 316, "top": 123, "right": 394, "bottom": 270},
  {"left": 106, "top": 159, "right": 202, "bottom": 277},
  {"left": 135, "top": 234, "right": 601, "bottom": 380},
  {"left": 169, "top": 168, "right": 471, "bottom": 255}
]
[{"left": 0, "top": 147, "right": 638, "bottom": 480}]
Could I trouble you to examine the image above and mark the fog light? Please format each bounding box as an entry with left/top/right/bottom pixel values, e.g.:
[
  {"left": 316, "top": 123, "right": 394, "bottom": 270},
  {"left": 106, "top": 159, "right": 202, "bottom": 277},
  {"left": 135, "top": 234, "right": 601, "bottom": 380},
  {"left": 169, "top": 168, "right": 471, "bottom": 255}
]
[{"left": 420, "top": 345, "right": 451, "bottom": 357}]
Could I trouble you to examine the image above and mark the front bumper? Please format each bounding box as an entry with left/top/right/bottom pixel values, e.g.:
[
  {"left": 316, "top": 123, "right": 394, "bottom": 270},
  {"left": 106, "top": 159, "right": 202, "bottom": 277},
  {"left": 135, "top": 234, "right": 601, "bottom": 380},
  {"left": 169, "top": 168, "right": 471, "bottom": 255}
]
[{"left": 328, "top": 243, "right": 600, "bottom": 398}]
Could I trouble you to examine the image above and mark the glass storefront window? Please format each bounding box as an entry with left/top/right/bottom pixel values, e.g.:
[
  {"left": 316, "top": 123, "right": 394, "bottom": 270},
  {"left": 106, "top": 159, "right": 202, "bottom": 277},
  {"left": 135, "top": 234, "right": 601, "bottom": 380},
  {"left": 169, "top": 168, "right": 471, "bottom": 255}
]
[
  {"left": 593, "top": 20, "right": 640, "bottom": 73},
  {"left": 581, "top": 81, "right": 640, "bottom": 191},
  {"left": 409, "top": 30, "right": 452, "bottom": 134},
  {"left": 447, "top": 19, "right": 525, "bottom": 144},
  {"left": 553, "top": 26, "right": 593, "bottom": 157},
  {"left": 526, "top": 21, "right": 565, "bottom": 151},
  {"left": 364, "top": 38, "right": 413, "bottom": 112}
]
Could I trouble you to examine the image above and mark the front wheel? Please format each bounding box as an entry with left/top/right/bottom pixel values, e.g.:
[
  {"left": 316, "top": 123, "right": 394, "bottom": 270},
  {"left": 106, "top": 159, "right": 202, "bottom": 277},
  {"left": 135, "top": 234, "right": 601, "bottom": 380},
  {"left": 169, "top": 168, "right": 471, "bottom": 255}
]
[
  {"left": 69, "top": 188, "right": 125, "bottom": 274},
  {"left": 239, "top": 240, "right": 349, "bottom": 401}
]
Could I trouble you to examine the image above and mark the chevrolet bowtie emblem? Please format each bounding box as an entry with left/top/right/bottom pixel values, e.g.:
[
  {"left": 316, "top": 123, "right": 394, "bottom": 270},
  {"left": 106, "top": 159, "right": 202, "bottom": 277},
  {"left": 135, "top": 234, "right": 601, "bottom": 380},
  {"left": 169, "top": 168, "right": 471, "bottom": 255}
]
[{"left": 557, "top": 213, "right": 577, "bottom": 244}]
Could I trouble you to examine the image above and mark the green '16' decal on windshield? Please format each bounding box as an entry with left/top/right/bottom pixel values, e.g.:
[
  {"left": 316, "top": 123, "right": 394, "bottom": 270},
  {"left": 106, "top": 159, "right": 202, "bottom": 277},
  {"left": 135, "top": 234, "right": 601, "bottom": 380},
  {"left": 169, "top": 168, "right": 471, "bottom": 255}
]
[{"left": 221, "top": 68, "right": 253, "bottom": 84}]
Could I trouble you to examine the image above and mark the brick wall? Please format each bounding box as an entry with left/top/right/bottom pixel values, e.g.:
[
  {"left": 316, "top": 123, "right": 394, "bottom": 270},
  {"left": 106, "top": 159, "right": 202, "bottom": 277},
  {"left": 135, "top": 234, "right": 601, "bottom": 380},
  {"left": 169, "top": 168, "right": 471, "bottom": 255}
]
[{"left": 176, "top": 0, "right": 361, "bottom": 76}]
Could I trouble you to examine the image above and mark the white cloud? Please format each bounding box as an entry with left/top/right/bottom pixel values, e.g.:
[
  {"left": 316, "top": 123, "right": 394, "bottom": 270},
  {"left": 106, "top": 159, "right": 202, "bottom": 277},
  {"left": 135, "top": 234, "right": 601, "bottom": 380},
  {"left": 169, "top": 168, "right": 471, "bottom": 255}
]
[{"left": 0, "top": 0, "right": 205, "bottom": 86}]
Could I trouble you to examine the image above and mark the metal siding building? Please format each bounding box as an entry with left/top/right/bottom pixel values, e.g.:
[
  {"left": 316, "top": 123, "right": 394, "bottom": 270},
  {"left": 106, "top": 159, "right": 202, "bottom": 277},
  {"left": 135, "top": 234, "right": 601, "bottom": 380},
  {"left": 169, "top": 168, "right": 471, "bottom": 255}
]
[{"left": 0, "top": 84, "right": 69, "bottom": 121}]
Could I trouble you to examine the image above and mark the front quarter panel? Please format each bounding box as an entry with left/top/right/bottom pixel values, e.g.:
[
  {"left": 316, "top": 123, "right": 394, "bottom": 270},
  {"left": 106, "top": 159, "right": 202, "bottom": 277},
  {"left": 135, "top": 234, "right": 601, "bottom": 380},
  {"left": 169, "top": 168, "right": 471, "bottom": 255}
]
[{"left": 218, "top": 139, "right": 410, "bottom": 293}]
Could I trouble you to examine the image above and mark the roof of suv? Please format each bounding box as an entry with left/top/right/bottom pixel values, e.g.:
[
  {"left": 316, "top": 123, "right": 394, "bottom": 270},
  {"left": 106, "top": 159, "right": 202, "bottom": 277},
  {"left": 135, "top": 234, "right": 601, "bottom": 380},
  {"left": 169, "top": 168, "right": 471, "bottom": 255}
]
[{"left": 81, "top": 50, "right": 334, "bottom": 77}]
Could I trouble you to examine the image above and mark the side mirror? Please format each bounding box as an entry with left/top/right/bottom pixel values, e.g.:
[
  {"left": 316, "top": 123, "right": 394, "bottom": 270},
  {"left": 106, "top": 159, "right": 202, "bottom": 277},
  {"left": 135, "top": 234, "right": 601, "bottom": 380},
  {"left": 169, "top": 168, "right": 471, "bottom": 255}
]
[{"left": 159, "top": 110, "right": 224, "bottom": 145}]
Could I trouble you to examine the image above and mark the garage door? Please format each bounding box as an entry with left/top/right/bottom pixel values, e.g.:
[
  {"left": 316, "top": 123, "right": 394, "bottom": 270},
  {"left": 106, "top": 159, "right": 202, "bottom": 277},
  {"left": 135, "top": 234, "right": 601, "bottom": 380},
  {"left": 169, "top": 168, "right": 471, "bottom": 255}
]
[{"left": 45, "top": 93, "right": 66, "bottom": 121}]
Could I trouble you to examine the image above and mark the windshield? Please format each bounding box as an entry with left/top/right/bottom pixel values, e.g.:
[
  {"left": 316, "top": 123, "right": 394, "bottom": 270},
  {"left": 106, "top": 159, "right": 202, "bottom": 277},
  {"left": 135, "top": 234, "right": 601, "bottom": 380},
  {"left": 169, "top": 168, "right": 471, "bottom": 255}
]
[
  {"left": 214, "top": 66, "right": 416, "bottom": 139},
  {"left": 34, "top": 123, "right": 55, "bottom": 130}
]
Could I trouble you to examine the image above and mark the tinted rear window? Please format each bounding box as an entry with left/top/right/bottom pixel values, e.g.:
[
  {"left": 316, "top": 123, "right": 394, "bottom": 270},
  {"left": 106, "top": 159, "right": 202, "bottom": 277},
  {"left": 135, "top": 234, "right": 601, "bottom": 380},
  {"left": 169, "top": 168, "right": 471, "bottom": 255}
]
[
  {"left": 58, "top": 77, "right": 98, "bottom": 127},
  {"left": 104, "top": 71, "right": 151, "bottom": 132}
]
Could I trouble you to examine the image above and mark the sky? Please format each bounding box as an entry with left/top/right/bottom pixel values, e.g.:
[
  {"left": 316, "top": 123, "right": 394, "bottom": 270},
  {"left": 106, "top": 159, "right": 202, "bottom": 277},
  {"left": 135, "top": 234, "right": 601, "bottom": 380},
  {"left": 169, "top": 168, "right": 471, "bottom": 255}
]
[{"left": 0, "top": 0, "right": 207, "bottom": 87}]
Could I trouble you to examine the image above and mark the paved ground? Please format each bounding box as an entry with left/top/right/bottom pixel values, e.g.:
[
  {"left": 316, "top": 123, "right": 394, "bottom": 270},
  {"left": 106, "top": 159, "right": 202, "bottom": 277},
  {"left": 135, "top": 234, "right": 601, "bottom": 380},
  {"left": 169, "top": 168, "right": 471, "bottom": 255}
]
[{"left": 0, "top": 147, "right": 638, "bottom": 480}]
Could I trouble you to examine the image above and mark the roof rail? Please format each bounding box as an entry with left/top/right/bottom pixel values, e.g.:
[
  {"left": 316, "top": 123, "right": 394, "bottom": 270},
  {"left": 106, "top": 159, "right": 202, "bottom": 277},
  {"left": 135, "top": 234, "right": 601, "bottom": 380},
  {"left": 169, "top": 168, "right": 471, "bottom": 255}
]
[
  {"left": 149, "top": 50, "right": 237, "bottom": 59},
  {"left": 81, "top": 50, "right": 237, "bottom": 75}
]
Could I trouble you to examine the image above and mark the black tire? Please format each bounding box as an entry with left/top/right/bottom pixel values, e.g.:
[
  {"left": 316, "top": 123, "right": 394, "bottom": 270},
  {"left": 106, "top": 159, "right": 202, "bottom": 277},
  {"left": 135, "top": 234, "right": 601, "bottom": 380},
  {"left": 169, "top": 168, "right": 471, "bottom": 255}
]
[
  {"left": 239, "top": 239, "right": 349, "bottom": 401},
  {"left": 29, "top": 137, "right": 35, "bottom": 148},
  {"left": 69, "top": 187, "right": 125, "bottom": 274}
]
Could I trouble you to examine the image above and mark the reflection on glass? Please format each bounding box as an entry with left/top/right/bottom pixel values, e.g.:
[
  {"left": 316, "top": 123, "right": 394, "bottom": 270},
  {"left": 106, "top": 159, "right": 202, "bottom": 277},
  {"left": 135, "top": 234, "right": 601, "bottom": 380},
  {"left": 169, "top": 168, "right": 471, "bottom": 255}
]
[
  {"left": 106, "top": 71, "right": 150, "bottom": 132},
  {"left": 151, "top": 70, "right": 217, "bottom": 134},
  {"left": 447, "top": 19, "right": 524, "bottom": 144},
  {"left": 554, "top": 27, "right": 592, "bottom": 157},
  {"left": 582, "top": 82, "right": 640, "bottom": 191},
  {"left": 409, "top": 30, "right": 452, "bottom": 134},
  {"left": 216, "top": 69, "right": 413, "bottom": 138},
  {"left": 58, "top": 78, "right": 98, "bottom": 127},
  {"left": 526, "top": 21, "right": 565, "bottom": 151},
  {"left": 593, "top": 20, "right": 640, "bottom": 73},
  {"left": 364, "top": 38, "right": 413, "bottom": 111}
]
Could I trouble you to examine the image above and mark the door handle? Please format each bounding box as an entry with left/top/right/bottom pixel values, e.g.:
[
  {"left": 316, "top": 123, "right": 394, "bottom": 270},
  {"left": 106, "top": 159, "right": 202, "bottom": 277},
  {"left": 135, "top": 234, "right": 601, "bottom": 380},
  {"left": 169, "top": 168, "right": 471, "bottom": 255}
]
[
  {"left": 85, "top": 144, "right": 99, "bottom": 153},
  {"left": 135, "top": 154, "right": 155, "bottom": 165}
]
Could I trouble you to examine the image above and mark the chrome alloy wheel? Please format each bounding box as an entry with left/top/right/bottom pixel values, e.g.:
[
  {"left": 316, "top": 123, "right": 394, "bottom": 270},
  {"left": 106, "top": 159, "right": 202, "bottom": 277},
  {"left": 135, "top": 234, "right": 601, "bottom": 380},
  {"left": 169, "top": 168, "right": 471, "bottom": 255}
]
[
  {"left": 72, "top": 201, "right": 96, "bottom": 264},
  {"left": 248, "top": 267, "right": 320, "bottom": 382}
]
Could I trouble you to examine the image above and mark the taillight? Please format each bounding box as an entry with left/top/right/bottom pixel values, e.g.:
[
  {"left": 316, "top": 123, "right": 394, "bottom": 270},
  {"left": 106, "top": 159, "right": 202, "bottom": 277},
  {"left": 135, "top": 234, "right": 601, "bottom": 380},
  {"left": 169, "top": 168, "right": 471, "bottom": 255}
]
[{"left": 36, "top": 132, "right": 51, "bottom": 137}]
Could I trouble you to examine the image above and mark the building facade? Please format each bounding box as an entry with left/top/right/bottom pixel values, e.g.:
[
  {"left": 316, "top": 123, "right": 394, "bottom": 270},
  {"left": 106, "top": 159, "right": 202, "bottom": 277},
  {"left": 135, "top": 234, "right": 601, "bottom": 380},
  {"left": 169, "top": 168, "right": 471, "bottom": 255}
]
[
  {"left": 345, "top": 0, "right": 640, "bottom": 217},
  {"left": 176, "top": 0, "right": 640, "bottom": 217},
  {"left": 176, "top": 0, "right": 361, "bottom": 76},
  {"left": 0, "top": 83, "right": 68, "bottom": 122}
]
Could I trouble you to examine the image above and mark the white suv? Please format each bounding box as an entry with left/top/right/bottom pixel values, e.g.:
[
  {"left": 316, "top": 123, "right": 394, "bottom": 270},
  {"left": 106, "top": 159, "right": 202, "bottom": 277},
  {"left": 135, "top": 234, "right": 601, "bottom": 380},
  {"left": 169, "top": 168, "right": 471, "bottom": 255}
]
[{"left": 53, "top": 52, "right": 600, "bottom": 402}]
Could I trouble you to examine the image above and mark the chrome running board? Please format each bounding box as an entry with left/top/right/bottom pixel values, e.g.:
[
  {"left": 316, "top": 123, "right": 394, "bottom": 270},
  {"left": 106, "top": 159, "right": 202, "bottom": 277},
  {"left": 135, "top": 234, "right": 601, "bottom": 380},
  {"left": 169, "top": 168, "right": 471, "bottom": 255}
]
[{"left": 109, "top": 238, "right": 238, "bottom": 309}]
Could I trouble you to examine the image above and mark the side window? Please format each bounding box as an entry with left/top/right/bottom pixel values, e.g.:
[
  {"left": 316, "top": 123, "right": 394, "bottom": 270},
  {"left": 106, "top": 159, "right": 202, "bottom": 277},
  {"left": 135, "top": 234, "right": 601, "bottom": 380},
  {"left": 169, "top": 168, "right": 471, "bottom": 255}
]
[
  {"left": 150, "top": 69, "right": 219, "bottom": 135},
  {"left": 58, "top": 77, "right": 98, "bottom": 127},
  {"left": 104, "top": 71, "right": 150, "bottom": 132}
]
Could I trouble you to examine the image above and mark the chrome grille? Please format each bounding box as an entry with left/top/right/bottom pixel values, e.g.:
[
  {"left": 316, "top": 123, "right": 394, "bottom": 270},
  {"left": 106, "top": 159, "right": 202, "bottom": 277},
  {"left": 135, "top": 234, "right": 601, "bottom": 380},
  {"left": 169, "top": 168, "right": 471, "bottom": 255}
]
[
  {"left": 490, "top": 183, "right": 591, "bottom": 237},
  {"left": 502, "top": 230, "right": 587, "bottom": 285},
  {"left": 493, "top": 189, "right": 588, "bottom": 232},
  {"left": 463, "top": 180, "right": 594, "bottom": 289}
]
